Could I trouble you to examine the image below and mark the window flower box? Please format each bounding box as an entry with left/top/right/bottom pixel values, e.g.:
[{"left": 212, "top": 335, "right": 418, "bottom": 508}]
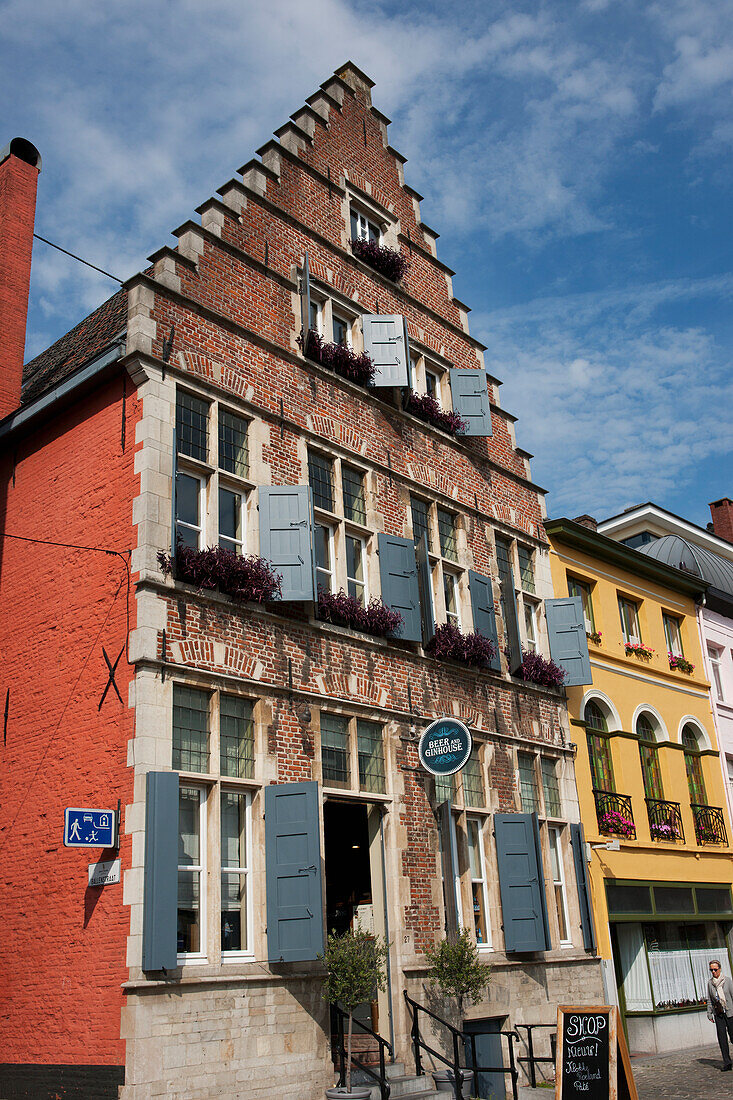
[
  {"left": 649, "top": 821, "right": 682, "bottom": 841},
  {"left": 159, "top": 542, "right": 282, "bottom": 603},
  {"left": 587, "top": 630, "right": 602, "bottom": 646},
  {"left": 403, "top": 390, "right": 467, "bottom": 436},
  {"left": 518, "top": 649, "right": 567, "bottom": 688},
  {"left": 668, "top": 653, "right": 694, "bottom": 674},
  {"left": 427, "top": 622, "right": 497, "bottom": 667},
  {"left": 317, "top": 588, "right": 403, "bottom": 638},
  {"left": 599, "top": 810, "right": 636, "bottom": 838},
  {"left": 300, "top": 329, "right": 376, "bottom": 387},
  {"left": 350, "top": 237, "right": 408, "bottom": 282},
  {"left": 625, "top": 642, "right": 654, "bottom": 660}
]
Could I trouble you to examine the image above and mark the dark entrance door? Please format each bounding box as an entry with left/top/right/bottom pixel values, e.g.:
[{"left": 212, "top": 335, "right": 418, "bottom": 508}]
[{"left": 464, "top": 1017, "right": 506, "bottom": 1100}]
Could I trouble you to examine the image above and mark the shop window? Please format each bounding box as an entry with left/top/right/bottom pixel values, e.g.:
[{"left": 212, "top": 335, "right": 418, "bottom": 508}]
[
  {"left": 173, "top": 685, "right": 210, "bottom": 773},
  {"left": 697, "top": 887, "right": 733, "bottom": 914},
  {"left": 618, "top": 595, "right": 641, "bottom": 645},
  {"left": 663, "top": 613, "right": 683, "bottom": 658},
  {"left": 653, "top": 885, "right": 695, "bottom": 914},
  {"left": 541, "top": 758, "right": 561, "bottom": 817},
  {"left": 568, "top": 575, "right": 595, "bottom": 633},
  {"left": 518, "top": 752, "right": 538, "bottom": 813},
  {"left": 682, "top": 725, "right": 707, "bottom": 805},
  {"left": 549, "top": 826, "right": 571, "bottom": 944},
  {"left": 643, "top": 921, "right": 732, "bottom": 1010},
  {"left": 607, "top": 883, "right": 653, "bottom": 914}
]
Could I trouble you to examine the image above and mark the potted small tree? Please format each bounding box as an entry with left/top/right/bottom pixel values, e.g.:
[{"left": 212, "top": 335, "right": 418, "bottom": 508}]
[
  {"left": 321, "top": 929, "right": 390, "bottom": 1099},
  {"left": 425, "top": 929, "right": 492, "bottom": 1097}
]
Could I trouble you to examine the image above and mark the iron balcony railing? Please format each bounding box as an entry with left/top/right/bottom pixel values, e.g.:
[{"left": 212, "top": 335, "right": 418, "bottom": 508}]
[
  {"left": 514, "top": 1023, "right": 556, "bottom": 1089},
  {"left": 646, "top": 798, "right": 685, "bottom": 843},
  {"left": 593, "top": 790, "right": 636, "bottom": 839},
  {"left": 691, "top": 804, "right": 728, "bottom": 846}
]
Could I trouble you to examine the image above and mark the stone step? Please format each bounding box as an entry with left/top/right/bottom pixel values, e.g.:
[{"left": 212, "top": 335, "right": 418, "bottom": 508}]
[{"left": 365, "top": 1075, "right": 444, "bottom": 1100}]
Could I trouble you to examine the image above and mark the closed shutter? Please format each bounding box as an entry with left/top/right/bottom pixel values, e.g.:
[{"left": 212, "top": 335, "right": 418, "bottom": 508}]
[
  {"left": 259, "top": 485, "right": 315, "bottom": 602},
  {"left": 439, "top": 800, "right": 459, "bottom": 940},
  {"left": 545, "top": 596, "right": 592, "bottom": 686},
  {"left": 495, "top": 812, "right": 551, "bottom": 952},
  {"left": 449, "top": 368, "right": 492, "bottom": 436},
  {"left": 265, "top": 781, "right": 324, "bottom": 963},
  {"left": 468, "top": 570, "right": 501, "bottom": 671},
  {"left": 142, "top": 771, "right": 179, "bottom": 972},
  {"left": 300, "top": 251, "right": 311, "bottom": 337},
  {"left": 362, "top": 314, "right": 409, "bottom": 387},
  {"left": 570, "top": 822, "right": 597, "bottom": 952},
  {"left": 502, "top": 568, "right": 523, "bottom": 676},
  {"left": 416, "top": 533, "right": 436, "bottom": 645},
  {"left": 378, "top": 533, "right": 421, "bottom": 642}
]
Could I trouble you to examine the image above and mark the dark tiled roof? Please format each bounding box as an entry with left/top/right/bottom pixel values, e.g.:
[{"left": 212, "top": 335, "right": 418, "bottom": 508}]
[
  {"left": 639, "top": 534, "right": 733, "bottom": 596},
  {"left": 21, "top": 289, "right": 128, "bottom": 405}
]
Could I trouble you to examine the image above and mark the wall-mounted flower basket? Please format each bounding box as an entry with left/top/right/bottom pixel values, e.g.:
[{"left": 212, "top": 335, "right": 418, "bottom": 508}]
[
  {"left": 587, "top": 630, "right": 602, "bottom": 646},
  {"left": 518, "top": 649, "right": 568, "bottom": 688},
  {"left": 650, "top": 822, "right": 682, "bottom": 841},
  {"left": 599, "top": 810, "right": 636, "bottom": 838},
  {"left": 351, "top": 237, "right": 408, "bottom": 282},
  {"left": 426, "top": 621, "right": 497, "bottom": 667},
  {"left": 317, "top": 588, "right": 403, "bottom": 638},
  {"left": 403, "top": 390, "right": 467, "bottom": 436},
  {"left": 159, "top": 542, "right": 282, "bottom": 603},
  {"left": 668, "top": 653, "right": 694, "bottom": 674},
  {"left": 625, "top": 642, "right": 654, "bottom": 660},
  {"left": 300, "top": 329, "right": 376, "bottom": 388}
]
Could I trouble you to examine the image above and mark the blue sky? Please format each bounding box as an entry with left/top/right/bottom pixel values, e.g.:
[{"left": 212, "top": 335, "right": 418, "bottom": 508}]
[{"left": 2, "top": 0, "right": 732, "bottom": 527}]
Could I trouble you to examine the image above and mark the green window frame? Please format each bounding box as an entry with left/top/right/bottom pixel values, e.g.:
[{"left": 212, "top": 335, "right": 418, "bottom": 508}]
[
  {"left": 584, "top": 701, "right": 614, "bottom": 791},
  {"left": 682, "top": 726, "right": 707, "bottom": 805}
]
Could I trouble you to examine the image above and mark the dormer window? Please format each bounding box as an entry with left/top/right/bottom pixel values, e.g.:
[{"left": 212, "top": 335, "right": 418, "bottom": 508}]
[{"left": 350, "top": 207, "right": 380, "bottom": 243}]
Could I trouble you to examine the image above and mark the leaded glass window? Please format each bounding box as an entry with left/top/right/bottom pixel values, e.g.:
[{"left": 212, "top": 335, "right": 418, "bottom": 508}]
[
  {"left": 357, "top": 720, "right": 385, "bottom": 793},
  {"left": 321, "top": 714, "right": 350, "bottom": 788},
  {"left": 437, "top": 508, "right": 457, "bottom": 562},
  {"left": 173, "top": 685, "right": 210, "bottom": 773},
  {"left": 342, "top": 466, "right": 366, "bottom": 524},
  {"left": 220, "top": 695, "right": 254, "bottom": 779},
  {"left": 218, "top": 410, "right": 248, "bottom": 477},
  {"left": 176, "top": 391, "right": 208, "bottom": 462},
  {"left": 308, "top": 450, "right": 334, "bottom": 511}
]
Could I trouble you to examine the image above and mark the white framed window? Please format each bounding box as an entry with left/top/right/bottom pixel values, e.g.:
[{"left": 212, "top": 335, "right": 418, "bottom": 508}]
[
  {"left": 309, "top": 298, "right": 323, "bottom": 334},
  {"left": 176, "top": 471, "right": 204, "bottom": 549},
  {"left": 218, "top": 408, "right": 249, "bottom": 478},
  {"left": 568, "top": 575, "right": 596, "bottom": 634},
  {"left": 708, "top": 645, "right": 724, "bottom": 701},
  {"left": 332, "top": 312, "right": 352, "bottom": 347},
  {"left": 443, "top": 570, "right": 461, "bottom": 629},
  {"left": 548, "top": 826, "right": 571, "bottom": 945},
  {"left": 467, "top": 817, "right": 492, "bottom": 949},
  {"left": 346, "top": 534, "right": 367, "bottom": 605},
  {"left": 523, "top": 600, "right": 538, "bottom": 653},
  {"left": 178, "top": 784, "right": 206, "bottom": 960},
  {"left": 220, "top": 789, "right": 252, "bottom": 957},
  {"left": 350, "top": 206, "right": 380, "bottom": 243},
  {"left": 218, "top": 487, "right": 244, "bottom": 553},
  {"left": 618, "top": 595, "right": 641, "bottom": 645},
  {"left": 425, "top": 368, "right": 439, "bottom": 398},
  {"left": 517, "top": 544, "right": 536, "bottom": 594},
  {"left": 663, "top": 613, "right": 683, "bottom": 658},
  {"left": 314, "top": 524, "right": 334, "bottom": 594}
]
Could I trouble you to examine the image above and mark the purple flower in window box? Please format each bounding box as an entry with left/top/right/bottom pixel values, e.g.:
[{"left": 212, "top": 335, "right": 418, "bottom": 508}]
[
  {"left": 317, "top": 588, "right": 403, "bottom": 637},
  {"left": 299, "top": 329, "right": 376, "bottom": 388},
  {"left": 427, "top": 622, "right": 497, "bottom": 667},
  {"left": 158, "top": 542, "right": 282, "bottom": 603},
  {"left": 404, "top": 390, "right": 467, "bottom": 436},
  {"left": 351, "top": 237, "right": 408, "bottom": 282},
  {"left": 650, "top": 821, "right": 681, "bottom": 841},
  {"left": 518, "top": 649, "right": 567, "bottom": 688}
]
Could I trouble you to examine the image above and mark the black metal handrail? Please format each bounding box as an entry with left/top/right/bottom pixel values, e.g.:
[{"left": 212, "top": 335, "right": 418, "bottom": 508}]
[
  {"left": 593, "top": 789, "right": 636, "bottom": 839},
  {"left": 646, "top": 798, "right": 685, "bottom": 842},
  {"left": 404, "top": 991, "right": 519, "bottom": 1100},
  {"left": 691, "top": 804, "right": 728, "bottom": 845},
  {"left": 332, "top": 1005, "right": 392, "bottom": 1100},
  {"left": 514, "top": 1023, "right": 556, "bottom": 1088}
]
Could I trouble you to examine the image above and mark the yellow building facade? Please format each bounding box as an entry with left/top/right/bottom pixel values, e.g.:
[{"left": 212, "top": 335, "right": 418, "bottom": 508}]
[{"left": 545, "top": 518, "right": 733, "bottom": 1054}]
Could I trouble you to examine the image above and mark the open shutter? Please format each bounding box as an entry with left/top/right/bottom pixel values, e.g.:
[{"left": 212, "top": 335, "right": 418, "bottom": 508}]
[
  {"left": 265, "top": 781, "right": 324, "bottom": 963},
  {"left": 570, "top": 822, "right": 597, "bottom": 953},
  {"left": 449, "top": 368, "right": 492, "bottom": 436},
  {"left": 502, "top": 567, "right": 523, "bottom": 676},
  {"left": 299, "top": 252, "right": 311, "bottom": 338},
  {"left": 142, "top": 771, "right": 179, "bottom": 972},
  {"left": 468, "top": 570, "right": 501, "bottom": 671},
  {"left": 545, "top": 596, "right": 592, "bottom": 686},
  {"left": 378, "top": 533, "right": 421, "bottom": 642},
  {"left": 403, "top": 318, "right": 414, "bottom": 390},
  {"left": 170, "top": 423, "right": 178, "bottom": 563},
  {"left": 495, "top": 812, "right": 551, "bottom": 952},
  {"left": 416, "top": 533, "right": 436, "bottom": 646},
  {"left": 363, "top": 314, "right": 409, "bottom": 387},
  {"left": 259, "top": 485, "right": 315, "bottom": 602},
  {"left": 438, "top": 800, "right": 459, "bottom": 940}
]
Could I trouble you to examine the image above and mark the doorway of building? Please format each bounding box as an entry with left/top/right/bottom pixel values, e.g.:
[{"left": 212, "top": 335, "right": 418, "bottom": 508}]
[{"left": 464, "top": 1017, "right": 507, "bottom": 1100}]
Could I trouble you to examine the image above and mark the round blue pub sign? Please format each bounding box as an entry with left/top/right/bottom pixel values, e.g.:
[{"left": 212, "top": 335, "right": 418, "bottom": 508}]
[{"left": 418, "top": 718, "right": 472, "bottom": 776}]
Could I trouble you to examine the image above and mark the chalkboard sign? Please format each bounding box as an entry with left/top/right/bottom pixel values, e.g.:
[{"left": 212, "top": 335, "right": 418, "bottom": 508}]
[{"left": 555, "top": 1006, "right": 637, "bottom": 1100}]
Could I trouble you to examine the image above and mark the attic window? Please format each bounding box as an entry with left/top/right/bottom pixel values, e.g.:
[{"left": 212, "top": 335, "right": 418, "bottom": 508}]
[{"left": 350, "top": 207, "right": 380, "bottom": 243}]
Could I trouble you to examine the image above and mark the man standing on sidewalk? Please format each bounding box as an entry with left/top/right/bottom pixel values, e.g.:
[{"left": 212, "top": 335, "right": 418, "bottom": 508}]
[{"left": 707, "top": 960, "right": 733, "bottom": 1070}]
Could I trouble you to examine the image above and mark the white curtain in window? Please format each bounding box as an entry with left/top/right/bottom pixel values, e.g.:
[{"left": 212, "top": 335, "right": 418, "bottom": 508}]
[
  {"left": 647, "top": 949, "right": 696, "bottom": 1007},
  {"left": 616, "top": 923, "right": 653, "bottom": 1011},
  {"left": 690, "top": 949, "right": 732, "bottom": 1000}
]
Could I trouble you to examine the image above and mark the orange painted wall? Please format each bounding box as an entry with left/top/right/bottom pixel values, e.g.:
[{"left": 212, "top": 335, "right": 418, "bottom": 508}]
[{"left": 0, "top": 373, "right": 140, "bottom": 1066}]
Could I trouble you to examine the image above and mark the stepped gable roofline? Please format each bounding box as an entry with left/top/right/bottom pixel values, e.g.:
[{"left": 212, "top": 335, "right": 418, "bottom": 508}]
[
  {"left": 20, "top": 289, "right": 127, "bottom": 406},
  {"left": 638, "top": 534, "right": 733, "bottom": 598},
  {"left": 544, "top": 516, "right": 708, "bottom": 599},
  {"left": 598, "top": 501, "right": 733, "bottom": 563},
  {"left": 335, "top": 61, "right": 376, "bottom": 91}
]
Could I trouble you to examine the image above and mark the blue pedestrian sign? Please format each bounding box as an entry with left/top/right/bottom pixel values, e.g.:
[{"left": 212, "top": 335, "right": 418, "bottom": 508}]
[{"left": 64, "top": 808, "right": 117, "bottom": 848}]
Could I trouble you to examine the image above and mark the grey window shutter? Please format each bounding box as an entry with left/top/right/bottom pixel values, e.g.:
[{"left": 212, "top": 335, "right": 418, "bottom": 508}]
[
  {"left": 171, "top": 424, "right": 178, "bottom": 560},
  {"left": 300, "top": 251, "right": 311, "bottom": 337},
  {"left": 545, "top": 596, "right": 592, "bottom": 686},
  {"left": 502, "top": 567, "right": 523, "bottom": 676},
  {"left": 259, "top": 485, "right": 315, "bottom": 602},
  {"left": 403, "top": 318, "right": 414, "bottom": 390},
  {"left": 449, "top": 368, "right": 492, "bottom": 436},
  {"left": 363, "top": 314, "right": 409, "bottom": 387},
  {"left": 142, "top": 771, "right": 179, "bottom": 972},
  {"left": 438, "top": 800, "right": 460, "bottom": 940},
  {"left": 416, "top": 533, "right": 436, "bottom": 645},
  {"left": 265, "top": 781, "right": 324, "bottom": 963},
  {"left": 495, "top": 812, "right": 551, "bottom": 952},
  {"left": 468, "top": 570, "right": 501, "bottom": 671},
  {"left": 378, "top": 533, "right": 421, "bottom": 642},
  {"left": 570, "top": 822, "right": 597, "bottom": 952}
]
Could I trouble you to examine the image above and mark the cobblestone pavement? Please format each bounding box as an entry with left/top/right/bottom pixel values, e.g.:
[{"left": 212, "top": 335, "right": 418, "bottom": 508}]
[{"left": 630, "top": 1042, "right": 733, "bottom": 1099}]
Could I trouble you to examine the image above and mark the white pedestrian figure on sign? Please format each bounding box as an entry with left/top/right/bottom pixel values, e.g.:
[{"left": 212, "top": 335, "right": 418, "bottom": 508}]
[
  {"left": 88, "top": 829, "right": 98, "bottom": 842},
  {"left": 69, "top": 819, "right": 82, "bottom": 842}
]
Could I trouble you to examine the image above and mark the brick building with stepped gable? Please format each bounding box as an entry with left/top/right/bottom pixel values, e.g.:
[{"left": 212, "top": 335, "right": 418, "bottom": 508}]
[{"left": 0, "top": 66, "right": 603, "bottom": 1098}]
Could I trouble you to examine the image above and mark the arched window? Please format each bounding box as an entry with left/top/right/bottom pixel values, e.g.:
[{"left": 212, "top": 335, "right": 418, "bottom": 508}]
[
  {"left": 637, "top": 713, "right": 663, "bottom": 800},
  {"left": 584, "top": 700, "right": 614, "bottom": 792},
  {"left": 682, "top": 724, "right": 707, "bottom": 805}
]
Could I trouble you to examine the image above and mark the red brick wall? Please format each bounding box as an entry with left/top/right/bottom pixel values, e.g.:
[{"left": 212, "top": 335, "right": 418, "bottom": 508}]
[
  {"left": 0, "top": 374, "right": 139, "bottom": 1066},
  {"left": 0, "top": 151, "right": 40, "bottom": 418}
]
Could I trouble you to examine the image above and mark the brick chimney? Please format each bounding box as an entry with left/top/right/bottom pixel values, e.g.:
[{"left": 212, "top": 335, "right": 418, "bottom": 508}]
[
  {"left": 709, "top": 498, "right": 733, "bottom": 545},
  {"left": 0, "top": 137, "right": 42, "bottom": 419},
  {"left": 573, "top": 514, "right": 598, "bottom": 531}
]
